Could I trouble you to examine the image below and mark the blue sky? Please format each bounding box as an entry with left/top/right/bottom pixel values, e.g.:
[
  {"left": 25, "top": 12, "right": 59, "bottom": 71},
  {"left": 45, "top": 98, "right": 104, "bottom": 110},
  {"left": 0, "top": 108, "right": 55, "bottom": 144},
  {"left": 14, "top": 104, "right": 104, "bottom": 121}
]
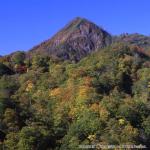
[{"left": 0, "top": 0, "right": 150, "bottom": 55}]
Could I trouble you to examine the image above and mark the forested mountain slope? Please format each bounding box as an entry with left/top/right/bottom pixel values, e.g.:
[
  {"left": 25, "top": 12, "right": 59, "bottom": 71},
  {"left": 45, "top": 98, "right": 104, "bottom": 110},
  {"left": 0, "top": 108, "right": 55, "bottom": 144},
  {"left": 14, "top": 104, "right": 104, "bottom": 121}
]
[
  {"left": 0, "top": 43, "right": 150, "bottom": 149},
  {"left": 0, "top": 18, "right": 150, "bottom": 149}
]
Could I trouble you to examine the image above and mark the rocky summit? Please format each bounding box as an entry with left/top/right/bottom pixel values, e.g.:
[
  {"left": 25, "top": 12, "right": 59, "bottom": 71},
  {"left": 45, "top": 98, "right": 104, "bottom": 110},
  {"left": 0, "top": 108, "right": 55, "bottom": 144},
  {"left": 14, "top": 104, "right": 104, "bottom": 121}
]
[{"left": 29, "top": 17, "right": 112, "bottom": 61}]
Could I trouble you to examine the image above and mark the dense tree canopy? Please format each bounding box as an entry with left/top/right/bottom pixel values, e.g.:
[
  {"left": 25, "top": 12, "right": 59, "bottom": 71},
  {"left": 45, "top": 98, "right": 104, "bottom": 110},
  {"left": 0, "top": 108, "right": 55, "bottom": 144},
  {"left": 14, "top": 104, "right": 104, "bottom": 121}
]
[
  {"left": 11, "top": 51, "right": 26, "bottom": 65},
  {"left": 0, "top": 44, "right": 150, "bottom": 149}
]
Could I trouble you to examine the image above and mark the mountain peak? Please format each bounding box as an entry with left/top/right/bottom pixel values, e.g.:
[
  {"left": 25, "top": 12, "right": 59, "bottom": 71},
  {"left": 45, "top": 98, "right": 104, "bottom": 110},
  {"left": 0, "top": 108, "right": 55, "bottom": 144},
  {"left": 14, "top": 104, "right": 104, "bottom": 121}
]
[
  {"left": 29, "top": 17, "right": 112, "bottom": 61},
  {"left": 69, "top": 16, "right": 84, "bottom": 22},
  {"left": 66, "top": 17, "right": 89, "bottom": 25},
  {"left": 63, "top": 17, "right": 86, "bottom": 31}
]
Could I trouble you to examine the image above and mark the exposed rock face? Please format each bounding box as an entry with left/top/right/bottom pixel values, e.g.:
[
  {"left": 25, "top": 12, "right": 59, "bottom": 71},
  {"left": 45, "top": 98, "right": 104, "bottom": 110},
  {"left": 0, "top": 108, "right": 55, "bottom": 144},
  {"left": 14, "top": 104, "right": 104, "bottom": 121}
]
[{"left": 29, "top": 17, "right": 112, "bottom": 61}]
